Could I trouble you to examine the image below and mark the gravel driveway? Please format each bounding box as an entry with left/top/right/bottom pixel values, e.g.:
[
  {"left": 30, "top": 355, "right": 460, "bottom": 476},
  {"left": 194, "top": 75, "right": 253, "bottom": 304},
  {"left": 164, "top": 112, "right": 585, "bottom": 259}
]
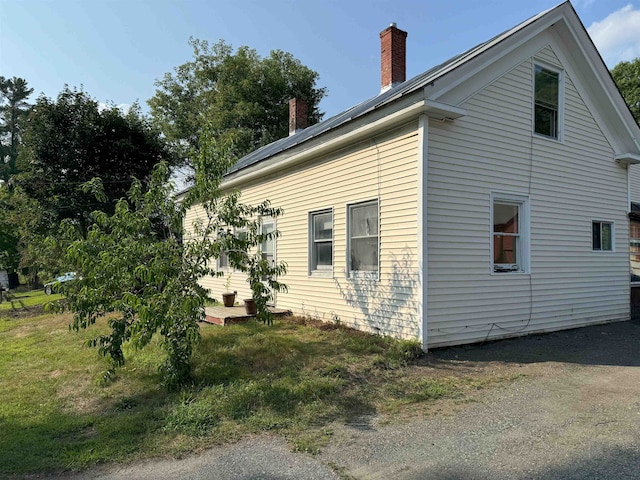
[{"left": 59, "top": 320, "right": 640, "bottom": 480}]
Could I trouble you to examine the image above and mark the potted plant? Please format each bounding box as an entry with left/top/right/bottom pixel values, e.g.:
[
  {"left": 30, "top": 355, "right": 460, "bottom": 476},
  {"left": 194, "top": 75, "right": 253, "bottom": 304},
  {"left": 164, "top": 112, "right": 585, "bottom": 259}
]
[
  {"left": 221, "top": 274, "right": 236, "bottom": 307},
  {"left": 244, "top": 297, "right": 257, "bottom": 315}
]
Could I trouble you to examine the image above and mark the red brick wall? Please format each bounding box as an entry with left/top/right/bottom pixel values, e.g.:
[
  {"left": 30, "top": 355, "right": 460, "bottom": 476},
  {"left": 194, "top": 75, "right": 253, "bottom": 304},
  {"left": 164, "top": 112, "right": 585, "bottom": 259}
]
[{"left": 380, "top": 25, "right": 407, "bottom": 89}]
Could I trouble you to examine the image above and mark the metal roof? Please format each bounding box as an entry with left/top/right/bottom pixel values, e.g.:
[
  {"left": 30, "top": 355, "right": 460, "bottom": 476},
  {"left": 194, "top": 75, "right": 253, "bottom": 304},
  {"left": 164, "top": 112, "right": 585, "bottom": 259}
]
[{"left": 224, "top": 3, "right": 562, "bottom": 176}]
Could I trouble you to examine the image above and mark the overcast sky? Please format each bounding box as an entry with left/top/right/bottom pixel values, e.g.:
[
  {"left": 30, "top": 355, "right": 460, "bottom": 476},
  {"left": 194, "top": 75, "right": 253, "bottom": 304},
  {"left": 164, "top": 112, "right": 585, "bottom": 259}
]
[{"left": 1, "top": 0, "right": 639, "bottom": 119}]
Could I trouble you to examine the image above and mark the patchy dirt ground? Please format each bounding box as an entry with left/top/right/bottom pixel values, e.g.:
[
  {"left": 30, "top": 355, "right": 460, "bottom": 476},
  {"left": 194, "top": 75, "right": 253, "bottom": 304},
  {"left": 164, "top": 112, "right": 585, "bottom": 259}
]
[
  {"left": 55, "top": 320, "right": 640, "bottom": 479},
  {"left": 0, "top": 303, "right": 45, "bottom": 319}
]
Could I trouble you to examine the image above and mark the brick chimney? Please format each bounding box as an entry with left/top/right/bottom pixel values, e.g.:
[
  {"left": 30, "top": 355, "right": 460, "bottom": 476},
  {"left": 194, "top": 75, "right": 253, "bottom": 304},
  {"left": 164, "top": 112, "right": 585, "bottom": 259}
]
[
  {"left": 379, "top": 23, "right": 407, "bottom": 93},
  {"left": 288, "top": 98, "right": 308, "bottom": 136}
]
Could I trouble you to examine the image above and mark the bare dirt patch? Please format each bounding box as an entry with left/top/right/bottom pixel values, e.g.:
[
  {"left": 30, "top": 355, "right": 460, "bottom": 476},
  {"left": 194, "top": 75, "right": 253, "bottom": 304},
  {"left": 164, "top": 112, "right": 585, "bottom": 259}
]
[{"left": 1, "top": 303, "right": 46, "bottom": 319}]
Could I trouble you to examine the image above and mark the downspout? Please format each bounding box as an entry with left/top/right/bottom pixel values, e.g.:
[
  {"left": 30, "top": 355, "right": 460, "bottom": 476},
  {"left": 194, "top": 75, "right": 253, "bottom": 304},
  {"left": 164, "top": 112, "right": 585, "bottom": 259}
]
[
  {"left": 417, "top": 114, "right": 429, "bottom": 349},
  {"left": 628, "top": 166, "right": 632, "bottom": 214}
]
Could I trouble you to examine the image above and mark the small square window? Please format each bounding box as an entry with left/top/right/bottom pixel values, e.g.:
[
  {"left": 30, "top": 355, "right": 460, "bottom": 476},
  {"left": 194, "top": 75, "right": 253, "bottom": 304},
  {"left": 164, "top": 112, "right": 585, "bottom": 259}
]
[{"left": 593, "top": 221, "right": 613, "bottom": 251}]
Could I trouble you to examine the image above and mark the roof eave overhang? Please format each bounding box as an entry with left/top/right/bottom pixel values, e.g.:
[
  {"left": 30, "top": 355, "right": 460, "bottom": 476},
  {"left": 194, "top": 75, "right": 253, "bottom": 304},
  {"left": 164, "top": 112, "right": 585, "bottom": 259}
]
[
  {"left": 222, "top": 98, "right": 467, "bottom": 190},
  {"left": 615, "top": 153, "right": 640, "bottom": 167}
]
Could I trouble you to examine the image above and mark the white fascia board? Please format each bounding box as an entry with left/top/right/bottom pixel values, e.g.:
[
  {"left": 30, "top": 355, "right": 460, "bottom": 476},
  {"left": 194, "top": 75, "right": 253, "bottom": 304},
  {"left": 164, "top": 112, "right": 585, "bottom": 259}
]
[
  {"left": 426, "top": 10, "right": 566, "bottom": 102},
  {"left": 222, "top": 99, "right": 466, "bottom": 190}
]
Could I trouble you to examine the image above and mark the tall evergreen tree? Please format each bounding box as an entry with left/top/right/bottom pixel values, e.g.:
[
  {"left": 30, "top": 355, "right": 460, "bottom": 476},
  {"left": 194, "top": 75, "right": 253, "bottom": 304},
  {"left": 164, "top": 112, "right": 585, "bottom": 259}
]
[{"left": 0, "top": 76, "right": 33, "bottom": 182}]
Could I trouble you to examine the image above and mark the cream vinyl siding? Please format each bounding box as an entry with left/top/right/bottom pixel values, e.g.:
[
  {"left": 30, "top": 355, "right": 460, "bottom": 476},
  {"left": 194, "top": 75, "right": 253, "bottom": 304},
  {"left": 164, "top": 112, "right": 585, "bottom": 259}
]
[
  {"left": 185, "top": 124, "right": 421, "bottom": 339},
  {"left": 426, "top": 47, "right": 629, "bottom": 347}
]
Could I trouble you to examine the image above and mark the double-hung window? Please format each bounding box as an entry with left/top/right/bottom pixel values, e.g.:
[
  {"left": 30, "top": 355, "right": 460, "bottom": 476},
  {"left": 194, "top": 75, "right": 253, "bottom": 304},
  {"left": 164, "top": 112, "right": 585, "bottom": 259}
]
[
  {"left": 348, "top": 200, "right": 379, "bottom": 275},
  {"left": 631, "top": 220, "right": 640, "bottom": 283},
  {"left": 261, "top": 220, "right": 275, "bottom": 267},
  {"left": 534, "top": 64, "right": 561, "bottom": 140},
  {"left": 492, "top": 193, "right": 529, "bottom": 273},
  {"left": 218, "top": 228, "right": 247, "bottom": 270},
  {"left": 309, "top": 209, "right": 333, "bottom": 274},
  {"left": 218, "top": 228, "right": 230, "bottom": 270},
  {"left": 592, "top": 221, "right": 613, "bottom": 251},
  {"left": 218, "top": 251, "right": 229, "bottom": 269}
]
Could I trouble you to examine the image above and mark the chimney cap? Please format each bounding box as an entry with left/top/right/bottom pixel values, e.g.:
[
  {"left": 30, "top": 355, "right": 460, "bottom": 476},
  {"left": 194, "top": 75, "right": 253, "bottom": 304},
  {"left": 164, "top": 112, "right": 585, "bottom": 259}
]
[{"left": 390, "top": 22, "right": 397, "bottom": 27}]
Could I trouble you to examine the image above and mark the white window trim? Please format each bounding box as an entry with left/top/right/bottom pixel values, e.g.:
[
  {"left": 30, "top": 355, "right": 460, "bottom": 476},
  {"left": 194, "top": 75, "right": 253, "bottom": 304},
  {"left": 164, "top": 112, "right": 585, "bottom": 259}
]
[
  {"left": 532, "top": 60, "right": 564, "bottom": 143},
  {"left": 592, "top": 220, "right": 615, "bottom": 252},
  {"left": 260, "top": 218, "right": 278, "bottom": 306},
  {"left": 308, "top": 208, "right": 334, "bottom": 277},
  {"left": 231, "top": 228, "right": 248, "bottom": 273},
  {"left": 218, "top": 253, "right": 230, "bottom": 271},
  {"left": 490, "top": 192, "right": 530, "bottom": 275},
  {"left": 631, "top": 234, "right": 640, "bottom": 285},
  {"left": 217, "top": 228, "right": 231, "bottom": 271},
  {"left": 260, "top": 217, "right": 276, "bottom": 265},
  {"left": 217, "top": 227, "right": 250, "bottom": 271},
  {"left": 346, "top": 198, "right": 380, "bottom": 279}
]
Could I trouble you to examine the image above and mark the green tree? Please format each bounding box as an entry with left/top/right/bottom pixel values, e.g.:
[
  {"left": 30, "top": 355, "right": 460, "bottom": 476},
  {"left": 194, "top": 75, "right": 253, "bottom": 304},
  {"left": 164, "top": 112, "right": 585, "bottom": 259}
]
[
  {"left": 611, "top": 58, "right": 640, "bottom": 125},
  {"left": 0, "top": 184, "right": 62, "bottom": 284},
  {"left": 0, "top": 186, "right": 20, "bottom": 271},
  {"left": 61, "top": 131, "right": 287, "bottom": 389},
  {"left": 148, "top": 39, "right": 326, "bottom": 161},
  {"left": 0, "top": 76, "right": 33, "bottom": 183},
  {"left": 17, "top": 87, "right": 175, "bottom": 237}
]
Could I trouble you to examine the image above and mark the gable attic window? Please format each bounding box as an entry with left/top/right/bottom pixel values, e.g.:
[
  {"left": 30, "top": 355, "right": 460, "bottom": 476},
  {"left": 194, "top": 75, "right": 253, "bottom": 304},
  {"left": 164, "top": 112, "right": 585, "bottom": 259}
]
[
  {"left": 348, "top": 200, "right": 379, "bottom": 275},
  {"left": 492, "top": 193, "right": 529, "bottom": 273},
  {"left": 534, "top": 64, "right": 562, "bottom": 140}
]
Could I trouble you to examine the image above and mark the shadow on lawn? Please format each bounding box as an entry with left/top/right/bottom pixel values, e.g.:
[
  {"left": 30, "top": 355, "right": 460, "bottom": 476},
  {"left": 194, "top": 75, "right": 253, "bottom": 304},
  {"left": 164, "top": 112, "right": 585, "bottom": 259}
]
[
  {"left": 425, "top": 320, "right": 640, "bottom": 368},
  {"left": 0, "top": 397, "right": 159, "bottom": 476}
]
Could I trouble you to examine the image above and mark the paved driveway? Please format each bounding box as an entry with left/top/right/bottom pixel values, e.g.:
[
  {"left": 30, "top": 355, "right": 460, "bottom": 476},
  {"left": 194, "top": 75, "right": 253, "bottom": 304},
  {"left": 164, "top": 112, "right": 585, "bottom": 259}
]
[{"left": 62, "top": 320, "right": 640, "bottom": 480}]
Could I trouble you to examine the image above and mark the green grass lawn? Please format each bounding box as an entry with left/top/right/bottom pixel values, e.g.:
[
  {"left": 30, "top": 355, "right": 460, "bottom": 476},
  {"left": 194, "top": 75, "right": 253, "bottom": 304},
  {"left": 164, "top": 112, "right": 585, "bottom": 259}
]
[{"left": 0, "top": 308, "right": 516, "bottom": 477}]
